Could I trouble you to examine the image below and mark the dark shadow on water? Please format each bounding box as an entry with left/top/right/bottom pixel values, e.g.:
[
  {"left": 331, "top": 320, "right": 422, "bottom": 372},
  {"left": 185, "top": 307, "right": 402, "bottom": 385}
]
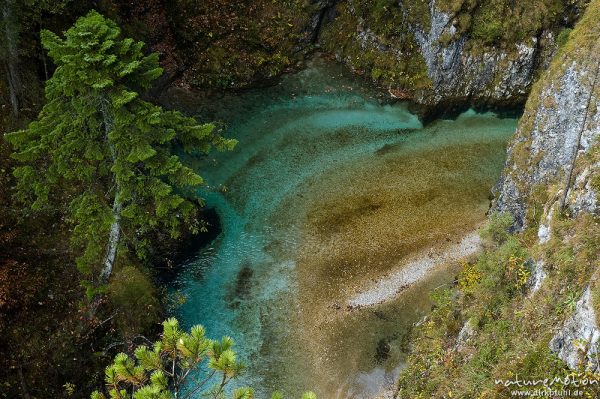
[
  {"left": 155, "top": 207, "right": 222, "bottom": 286},
  {"left": 227, "top": 262, "right": 255, "bottom": 309},
  {"left": 408, "top": 98, "right": 525, "bottom": 126},
  {"left": 374, "top": 338, "right": 391, "bottom": 364}
]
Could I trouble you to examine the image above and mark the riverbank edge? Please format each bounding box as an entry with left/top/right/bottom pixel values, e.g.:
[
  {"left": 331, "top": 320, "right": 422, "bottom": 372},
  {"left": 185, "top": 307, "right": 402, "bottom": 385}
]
[{"left": 347, "top": 230, "right": 483, "bottom": 309}]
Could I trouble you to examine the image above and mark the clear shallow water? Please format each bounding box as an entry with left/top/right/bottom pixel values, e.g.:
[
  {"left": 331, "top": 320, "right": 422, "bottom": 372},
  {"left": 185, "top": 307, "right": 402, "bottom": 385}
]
[{"left": 166, "top": 58, "right": 518, "bottom": 398}]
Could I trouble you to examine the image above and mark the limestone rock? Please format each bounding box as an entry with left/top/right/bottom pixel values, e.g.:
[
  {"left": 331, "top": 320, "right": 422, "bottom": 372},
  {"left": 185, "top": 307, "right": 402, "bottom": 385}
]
[
  {"left": 412, "top": 0, "right": 539, "bottom": 105},
  {"left": 454, "top": 318, "right": 476, "bottom": 352},
  {"left": 528, "top": 260, "right": 547, "bottom": 294},
  {"left": 493, "top": 5, "right": 600, "bottom": 230},
  {"left": 549, "top": 288, "right": 600, "bottom": 372}
]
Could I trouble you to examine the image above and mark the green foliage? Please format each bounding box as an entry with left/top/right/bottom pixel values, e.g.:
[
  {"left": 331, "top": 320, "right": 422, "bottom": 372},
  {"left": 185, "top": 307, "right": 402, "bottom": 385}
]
[
  {"left": 471, "top": 4, "right": 505, "bottom": 44},
  {"left": 546, "top": 214, "right": 599, "bottom": 288},
  {"left": 370, "top": 67, "right": 383, "bottom": 80},
  {"left": 469, "top": 236, "right": 530, "bottom": 314},
  {"left": 398, "top": 210, "right": 600, "bottom": 398},
  {"left": 470, "top": 0, "right": 565, "bottom": 45},
  {"left": 6, "top": 11, "right": 236, "bottom": 282},
  {"left": 107, "top": 266, "right": 161, "bottom": 338},
  {"left": 556, "top": 28, "right": 573, "bottom": 48},
  {"left": 480, "top": 212, "right": 514, "bottom": 245},
  {"left": 319, "top": 1, "right": 431, "bottom": 91},
  {"left": 92, "top": 318, "right": 317, "bottom": 399},
  {"left": 320, "top": 0, "right": 572, "bottom": 94},
  {"left": 91, "top": 318, "right": 249, "bottom": 399}
]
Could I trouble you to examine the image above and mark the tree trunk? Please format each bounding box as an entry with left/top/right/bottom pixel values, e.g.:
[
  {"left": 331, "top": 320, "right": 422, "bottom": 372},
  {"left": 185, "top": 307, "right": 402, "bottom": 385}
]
[
  {"left": 2, "top": 0, "right": 20, "bottom": 118},
  {"left": 88, "top": 195, "right": 120, "bottom": 315},
  {"left": 99, "top": 199, "right": 121, "bottom": 283},
  {"left": 98, "top": 99, "right": 120, "bottom": 284}
]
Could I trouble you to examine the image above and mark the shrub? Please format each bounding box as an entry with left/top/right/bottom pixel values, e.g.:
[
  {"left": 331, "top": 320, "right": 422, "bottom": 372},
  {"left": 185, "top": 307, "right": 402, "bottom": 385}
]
[
  {"left": 108, "top": 266, "right": 161, "bottom": 338},
  {"left": 556, "top": 28, "right": 573, "bottom": 48},
  {"left": 480, "top": 212, "right": 514, "bottom": 246}
]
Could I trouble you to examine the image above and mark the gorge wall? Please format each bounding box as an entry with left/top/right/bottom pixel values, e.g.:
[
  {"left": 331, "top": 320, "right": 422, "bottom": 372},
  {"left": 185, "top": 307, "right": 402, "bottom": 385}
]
[
  {"left": 494, "top": 0, "right": 599, "bottom": 233},
  {"left": 99, "top": 0, "right": 591, "bottom": 111},
  {"left": 395, "top": 3, "right": 600, "bottom": 395},
  {"left": 318, "top": 0, "right": 589, "bottom": 107},
  {"left": 493, "top": 0, "right": 600, "bottom": 371},
  {"left": 1, "top": 0, "right": 592, "bottom": 125}
]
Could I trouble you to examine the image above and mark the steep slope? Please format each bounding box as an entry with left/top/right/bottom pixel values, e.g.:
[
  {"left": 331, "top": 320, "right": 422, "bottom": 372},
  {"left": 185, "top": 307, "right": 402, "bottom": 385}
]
[
  {"left": 494, "top": 0, "right": 600, "bottom": 377},
  {"left": 0, "top": 0, "right": 591, "bottom": 126},
  {"left": 494, "top": 1, "right": 600, "bottom": 231},
  {"left": 396, "top": 1, "right": 600, "bottom": 397}
]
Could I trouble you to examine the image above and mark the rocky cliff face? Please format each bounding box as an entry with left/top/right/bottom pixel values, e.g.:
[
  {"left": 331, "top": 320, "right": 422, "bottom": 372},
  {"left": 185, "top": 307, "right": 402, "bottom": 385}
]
[
  {"left": 549, "top": 287, "right": 600, "bottom": 372},
  {"left": 411, "top": 0, "right": 544, "bottom": 105},
  {"left": 319, "top": 0, "right": 588, "bottom": 107},
  {"left": 494, "top": 0, "right": 600, "bottom": 372},
  {"left": 1, "top": 0, "right": 590, "bottom": 119},
  {"left": 493, "top": 1, "right": 600, "bottom": 231}
]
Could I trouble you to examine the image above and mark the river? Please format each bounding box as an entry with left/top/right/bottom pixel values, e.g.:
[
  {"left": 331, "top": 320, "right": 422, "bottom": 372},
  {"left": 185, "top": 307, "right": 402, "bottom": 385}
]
[{"left": 163, "top": 57, "right": 518, "bottom": 398}]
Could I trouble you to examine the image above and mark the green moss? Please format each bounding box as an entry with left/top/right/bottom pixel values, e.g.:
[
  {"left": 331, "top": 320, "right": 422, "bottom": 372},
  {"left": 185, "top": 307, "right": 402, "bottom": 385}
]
[
  {"left": 437, "top": 0, "right": 475, "bottom": 14},
  {"left": 471, "top": 3, "right": 506, "bottom": 44},
  {"left": 371, "top": 0, "right": 406, "bottom": 35},
  {"left": 403, "top": 0, "right": 432, "bottom": 29},
  {"left": 470, "top": 0, "right": 565, "bottom": 46},
  {"left": 319, "top": 0, "right": 578, "bottom": 97},
  {"left": 319, "top": 1, "right": 431, "bottom": 91},
  {"left": 371, "top": 67, "right": 383, "bottom": 80},
  {"left": 440, "top": 0, "right": 568, "bottom": 47}
]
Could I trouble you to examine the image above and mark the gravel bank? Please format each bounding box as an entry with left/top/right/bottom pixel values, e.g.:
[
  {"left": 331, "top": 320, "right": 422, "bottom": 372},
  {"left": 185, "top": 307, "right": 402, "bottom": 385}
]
[{"left": 348, "top": 232, "right": 482, "bottom": 308}]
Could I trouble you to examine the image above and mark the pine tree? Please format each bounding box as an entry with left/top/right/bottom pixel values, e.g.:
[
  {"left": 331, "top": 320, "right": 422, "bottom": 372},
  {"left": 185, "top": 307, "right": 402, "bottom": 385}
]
[
  {"left": 91, "top": 319, "right": 318, "bottom": 399},
  {"left": 90, "top": 318, "right": 252, "bottom": 399},
  {"left": 6, "top": 11, "right": 236, "bottom": 291}
]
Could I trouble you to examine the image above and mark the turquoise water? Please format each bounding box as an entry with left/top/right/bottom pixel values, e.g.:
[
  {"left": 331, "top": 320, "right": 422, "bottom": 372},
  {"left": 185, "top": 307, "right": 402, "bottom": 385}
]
[{"left": 167, "top": 58, "right": 518, "bottom": 398}]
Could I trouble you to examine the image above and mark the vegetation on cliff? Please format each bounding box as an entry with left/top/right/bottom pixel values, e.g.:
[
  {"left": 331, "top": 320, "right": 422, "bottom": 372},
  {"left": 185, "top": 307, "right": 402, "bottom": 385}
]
[
  {"left": 396, "top": 1, "right": 600, "bottom": 396},
  {"left": 319, "top": 0, "right": 432, "bottom": 91},
  {"left": 397, "top": 212, "right": 600, "bottom": 397},
  {"left": 319, "top": 0, "right": 589, "bottom": 98},
  {"left": 165, "top": 0, "right": 316, "bottom": 89}
]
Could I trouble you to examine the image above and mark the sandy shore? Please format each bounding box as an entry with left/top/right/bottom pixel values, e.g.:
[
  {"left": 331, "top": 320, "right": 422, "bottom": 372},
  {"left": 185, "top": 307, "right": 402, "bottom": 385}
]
[{"left": 347, "top": 232, "right": 482, "bottom": 308}]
